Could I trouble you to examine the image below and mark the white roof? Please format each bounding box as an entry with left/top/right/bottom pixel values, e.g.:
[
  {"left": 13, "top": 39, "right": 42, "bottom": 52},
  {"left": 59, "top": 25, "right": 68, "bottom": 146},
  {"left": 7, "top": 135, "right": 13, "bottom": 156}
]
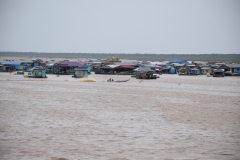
[
  {"left": 107, "top": 65, "right": 120, "bottom": 68},
  {"left": 149, "top": 61, "right": 168, "bottom": 65}
]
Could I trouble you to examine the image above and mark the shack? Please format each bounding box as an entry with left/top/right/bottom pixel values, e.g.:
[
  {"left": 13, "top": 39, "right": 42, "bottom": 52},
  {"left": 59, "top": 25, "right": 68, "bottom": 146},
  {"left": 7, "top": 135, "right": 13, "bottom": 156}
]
[
  {"left": 178, "top": 67, "right": 199, "bottom": 75},
  {"left": 52, "top": 61, "right": 84, "bottom": 74},
  {"left": 178, "top": 67, "right": 188, "bottom": 75},
  {"left": 25, "top": 67, "right": 47, "bottom": 78},
  {"left": 135, "top": 67, "right": 157, "bottom": 79},
  {"left": 188, "top": 68, "right": 200, "bottom": 75},
  {"left": 143, "top": 64, "right": 162, "bottom": 74},
  {"left": 169, "top": 67, "right": 177, "bottom": 74},
  {"left": 18, "top": 62, "right": 29, "bottom": 71},
  {"left": 173, "top": 63, "right": 186, "bottom": 72},
  {"left": 114, "top": 65, "right": 136, "bottom": 75},
  {"left": 160, "top": 67, "right": 170, "bottom": 74},
  {"left": 96, "top": 62, "right": 139, "bottom": 75},
  {"left": 73, "top": 66, "right": 89, "bottom": 78},
  {"left": 226, "top": 64, "right": 240, "bottom": 74},
  {"left": 0, "top": 65, "right": 14, "bottom": 72},
  {"left": 0, "top": 61, "right": 21, "bottom": 70},
  {"left": 200, "top": 66, "right": 212, "bottom": 75},
  {"left": 213, "top": 69, "right": 224, "bottom": 77},
  {"left": 95, "top": 65, "right": 115, "bottom": 74}
]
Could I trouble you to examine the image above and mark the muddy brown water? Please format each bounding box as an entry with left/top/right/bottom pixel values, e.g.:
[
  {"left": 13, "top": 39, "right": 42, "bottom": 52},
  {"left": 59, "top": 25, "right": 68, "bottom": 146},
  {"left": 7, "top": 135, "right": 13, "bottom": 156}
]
[{"left": 0, "top": 73, "right": 240, "bottom": 160}]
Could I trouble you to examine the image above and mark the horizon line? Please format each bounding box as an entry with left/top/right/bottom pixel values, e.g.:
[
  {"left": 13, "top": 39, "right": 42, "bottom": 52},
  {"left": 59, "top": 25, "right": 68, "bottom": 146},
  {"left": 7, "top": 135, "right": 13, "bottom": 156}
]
[{"left": 0, "top": 51, "right": 239, "bottom": 55}]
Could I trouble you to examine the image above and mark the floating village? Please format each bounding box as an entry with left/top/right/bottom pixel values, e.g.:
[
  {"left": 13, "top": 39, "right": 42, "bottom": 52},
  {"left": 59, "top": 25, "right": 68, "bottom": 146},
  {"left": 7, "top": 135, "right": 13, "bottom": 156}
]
[{"left": 0, "top": 56, "right": 240, "bottom": 80}]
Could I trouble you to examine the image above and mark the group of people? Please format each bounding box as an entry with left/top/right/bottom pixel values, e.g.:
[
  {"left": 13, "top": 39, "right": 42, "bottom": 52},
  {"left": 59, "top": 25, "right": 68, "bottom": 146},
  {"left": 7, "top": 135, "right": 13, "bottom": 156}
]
[{"left": 107, "top": 78, "right": 114, "bottom": 82}]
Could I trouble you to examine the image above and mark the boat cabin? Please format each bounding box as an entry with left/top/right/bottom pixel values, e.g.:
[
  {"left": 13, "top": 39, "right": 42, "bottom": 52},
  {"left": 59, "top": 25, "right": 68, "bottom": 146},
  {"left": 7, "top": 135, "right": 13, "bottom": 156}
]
[
  {"left": 73, "top": 66, "right": 89, "bottom": 78},
  {"left": 135, "top": 67, "right": 157, "bottom": 79},
  {"left": 26, "top": 67, "right": 47, "bottom": 78},
  {"left": 213, "top": 69, "right": 224, "bottom": 77}
]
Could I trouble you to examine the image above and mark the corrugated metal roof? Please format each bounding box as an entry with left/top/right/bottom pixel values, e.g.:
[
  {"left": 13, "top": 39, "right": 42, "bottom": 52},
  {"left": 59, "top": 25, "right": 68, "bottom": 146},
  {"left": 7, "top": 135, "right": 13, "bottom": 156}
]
[
  {"left": 57, "top": 61, "right": 83, "bottom": 66},
  {"left": 201, "top": 67, "right": 211, "bottom": 70},
  {"left": 213, "top": 69, "right": 224, "bottom": 72},
  {"left": 210, "top": 64, "right": 220, "bottom": 67},
  {"left": 226, "top": 64, "right": 240, "bottom": 68},
  {"left": 137, "top": 67, "right": 152, "bottom": 71},
  {"left": 149, "top": 61, "right": 167, "bottom": 65},
  {"left": 174, "top": 64, "right": 186, "bottom": 67}
]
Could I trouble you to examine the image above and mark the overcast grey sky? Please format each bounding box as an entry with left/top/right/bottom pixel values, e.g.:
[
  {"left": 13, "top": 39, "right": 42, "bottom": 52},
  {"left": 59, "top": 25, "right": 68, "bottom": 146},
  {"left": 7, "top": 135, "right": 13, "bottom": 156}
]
[{"left": 0, "top": 0, "right": 239, "bottom": 54}]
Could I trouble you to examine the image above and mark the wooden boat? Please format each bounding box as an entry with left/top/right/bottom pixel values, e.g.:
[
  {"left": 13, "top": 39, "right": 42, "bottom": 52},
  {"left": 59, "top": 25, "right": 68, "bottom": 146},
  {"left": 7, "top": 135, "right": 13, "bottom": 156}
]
[
  {"left": 24, "top": 67, "right": 47, "bottom": 78},
  {"left": 224, "top": 71, "right": 233, "bottom": 76},
  {"left": 178, "top": 73, "right": 198, "bottom": 76},
  {"left": 114, "top": 79, "right": 130, "bottom": 83},
  {"left": 233, "top": 73, "right": 240, "bottom": 76},
  {"left": 107, "top": 79, "right": 130, "bottom": 82},
  {"left": 14, "top": 71, "right": 24, "bottom": 75}
]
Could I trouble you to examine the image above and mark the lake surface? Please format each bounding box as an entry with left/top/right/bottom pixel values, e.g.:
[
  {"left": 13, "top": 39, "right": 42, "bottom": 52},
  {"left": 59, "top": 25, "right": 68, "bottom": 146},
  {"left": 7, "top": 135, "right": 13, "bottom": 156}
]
[{"left": 0, "top": 73, "right": 240, "bottom": 160}]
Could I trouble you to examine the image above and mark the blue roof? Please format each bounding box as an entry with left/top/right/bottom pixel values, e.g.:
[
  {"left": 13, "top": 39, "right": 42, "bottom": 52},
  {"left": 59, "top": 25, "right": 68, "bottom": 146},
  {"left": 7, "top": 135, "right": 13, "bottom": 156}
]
[{"left": 1, "top": 61, "right": 21, "bottom": 65}]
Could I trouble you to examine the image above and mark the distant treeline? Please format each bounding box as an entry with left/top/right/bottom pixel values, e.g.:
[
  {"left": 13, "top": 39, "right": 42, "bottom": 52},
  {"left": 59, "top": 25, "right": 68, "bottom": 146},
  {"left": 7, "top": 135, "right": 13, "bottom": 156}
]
[{"left": 0, "top": 52, "right": 240, "bottom": 62}]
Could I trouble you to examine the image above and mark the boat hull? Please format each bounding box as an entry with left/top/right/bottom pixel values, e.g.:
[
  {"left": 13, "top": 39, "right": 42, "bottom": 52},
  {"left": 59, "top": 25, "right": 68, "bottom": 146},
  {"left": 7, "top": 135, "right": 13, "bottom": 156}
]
[{"left": 108, "top": 79, "right": 130, "bottom": 82}]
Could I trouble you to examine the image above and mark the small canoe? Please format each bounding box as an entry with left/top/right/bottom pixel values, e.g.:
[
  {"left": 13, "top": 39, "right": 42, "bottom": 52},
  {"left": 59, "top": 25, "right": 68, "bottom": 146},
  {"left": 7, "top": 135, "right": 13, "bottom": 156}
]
[
  {"left": 108, "top": 79, "right": 130, "bottom": 83},
  {"left": 113, "top": 79, "right": 130, "bottom": 83},
  {"left": 14, "top": 71, "right": 24, "bottom": 75}
]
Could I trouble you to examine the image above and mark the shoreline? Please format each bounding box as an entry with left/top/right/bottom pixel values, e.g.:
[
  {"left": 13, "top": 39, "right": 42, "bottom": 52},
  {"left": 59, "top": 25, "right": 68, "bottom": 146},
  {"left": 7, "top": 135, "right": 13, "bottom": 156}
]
[{"left": 0, "top": 56, "right": 138, "bottom": 63}]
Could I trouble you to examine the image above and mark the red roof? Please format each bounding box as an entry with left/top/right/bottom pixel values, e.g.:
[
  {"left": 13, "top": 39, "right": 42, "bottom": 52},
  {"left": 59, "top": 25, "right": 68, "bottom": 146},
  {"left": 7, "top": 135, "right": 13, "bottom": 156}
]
[{"left": 116, "top": 65, "right": 136, "bottom": 69}]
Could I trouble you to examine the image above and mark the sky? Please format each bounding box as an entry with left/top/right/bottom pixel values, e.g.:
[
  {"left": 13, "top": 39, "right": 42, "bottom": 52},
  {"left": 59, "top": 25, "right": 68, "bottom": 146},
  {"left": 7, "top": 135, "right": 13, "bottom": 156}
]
[{"left": 0, "top": 0, "right": 240, "bottom": 54}]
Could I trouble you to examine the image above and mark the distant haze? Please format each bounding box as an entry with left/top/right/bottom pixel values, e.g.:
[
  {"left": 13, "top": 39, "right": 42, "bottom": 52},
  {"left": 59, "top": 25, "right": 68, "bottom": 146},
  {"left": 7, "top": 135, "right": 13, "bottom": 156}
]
[
  {"left": 0, "top": 0, "right": 240, "bottom": 54},
  {"left": 1, "top": 52, "right": 240, "bottom": 62}
]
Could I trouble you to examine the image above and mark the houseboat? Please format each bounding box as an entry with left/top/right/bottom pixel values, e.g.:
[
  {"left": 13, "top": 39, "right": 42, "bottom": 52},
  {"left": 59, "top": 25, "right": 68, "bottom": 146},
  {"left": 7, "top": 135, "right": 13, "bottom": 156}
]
[
  {"left": 52, "top": 61, "right": 84, "bottom": 75},
  {"left": 213, "top": 69, "right": 224, "bottom": 77},
  {"left": 24, "top": 67, "right": 47, "bottom": 78},
  {"left": 178, "top": 67, "right": 200, "bottom": 76},
  {"left": 135, "top": 67, "right": 158, "bottom": 79},
  {"left": 226, "top": 64, "right": 240, "bottom": 76},
  {"left": 72, "top": 66, "right": 89, "bottom": 78}
]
